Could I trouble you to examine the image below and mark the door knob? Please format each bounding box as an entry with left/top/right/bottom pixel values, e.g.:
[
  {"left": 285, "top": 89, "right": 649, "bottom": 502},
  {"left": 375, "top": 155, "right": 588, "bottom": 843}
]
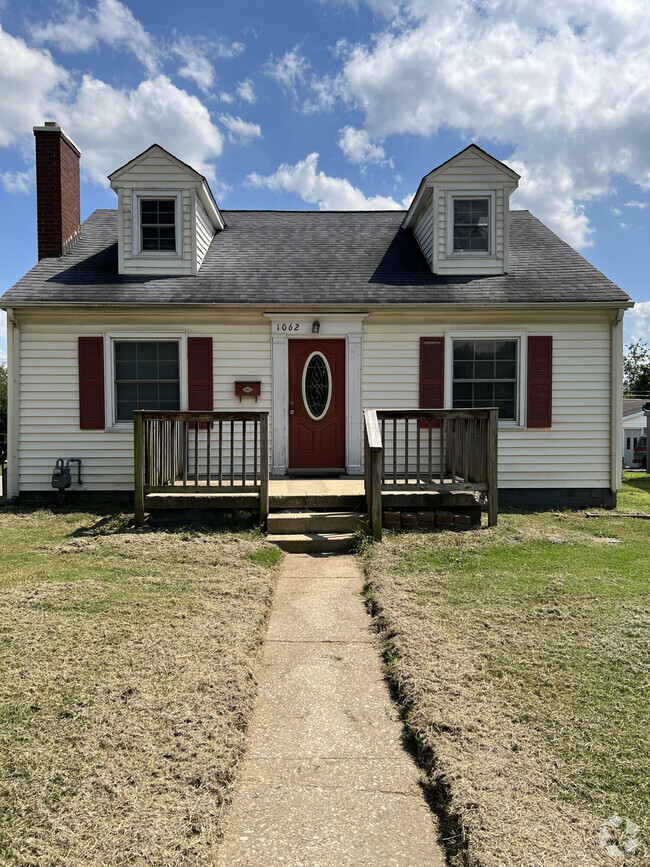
[{"left": 289, "top": 410, "right": 295, "bottom": 415}]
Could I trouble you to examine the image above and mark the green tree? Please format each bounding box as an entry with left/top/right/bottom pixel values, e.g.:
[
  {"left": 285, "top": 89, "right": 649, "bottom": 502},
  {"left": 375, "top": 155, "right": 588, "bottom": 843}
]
[
  {"left": 623, "top": 340, "right": 650, "bottom": 398},
  {"left": 0, "top": 363, "right": 6, "bottom": 455}
]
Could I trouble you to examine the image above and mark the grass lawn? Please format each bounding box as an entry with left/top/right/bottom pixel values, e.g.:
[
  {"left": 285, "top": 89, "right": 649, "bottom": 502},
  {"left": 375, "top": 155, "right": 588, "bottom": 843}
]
[
  {"left": 363, "top": 474, "right": 650, "bottom": 866},
  {"left": 0, "top": 508, "right": 281, "bottom": 866}
]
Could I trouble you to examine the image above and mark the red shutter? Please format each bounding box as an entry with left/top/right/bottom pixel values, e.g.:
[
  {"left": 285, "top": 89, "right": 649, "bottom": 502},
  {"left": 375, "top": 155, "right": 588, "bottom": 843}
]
[
  {"left": 420, "top": 337, "right": 444, "bottom": 428},
  {"left": 78, "top": 336, "right": 105, "bottom": 429},
  {"left": 188, "top": 337, "right": 213, "bottom": 427},
  {"left": 527, "top": 336, "right": 552, "bottom": 427}
]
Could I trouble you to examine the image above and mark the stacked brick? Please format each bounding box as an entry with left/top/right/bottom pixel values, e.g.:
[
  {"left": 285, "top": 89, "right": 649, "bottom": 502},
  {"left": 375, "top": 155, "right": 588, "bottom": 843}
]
[
  {"left": 383, "top": 508, "right": 480, "bottom": 530},
  {"left": 34, "top": 122, "right": 81, "bottom": 260}
]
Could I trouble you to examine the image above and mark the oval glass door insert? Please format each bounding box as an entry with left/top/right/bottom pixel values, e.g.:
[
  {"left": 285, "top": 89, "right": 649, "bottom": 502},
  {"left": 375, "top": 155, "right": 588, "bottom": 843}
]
[{"left": 302, "top": 351, "right": 332, "bottom": 420}]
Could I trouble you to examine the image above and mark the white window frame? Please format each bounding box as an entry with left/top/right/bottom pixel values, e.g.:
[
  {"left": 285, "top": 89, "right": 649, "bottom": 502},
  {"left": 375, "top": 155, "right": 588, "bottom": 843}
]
[
  {"left": 132, "top": 190, "right": 182, "bottom": 258},
  {"left": 103, "top": 331, "right": 188, "bottom": 430},
  {"left": 446, "top": 190, "right": 496, "bottom": 257},
  {"left": 444, "top": 330, "right": 527, "bottom": 428}
]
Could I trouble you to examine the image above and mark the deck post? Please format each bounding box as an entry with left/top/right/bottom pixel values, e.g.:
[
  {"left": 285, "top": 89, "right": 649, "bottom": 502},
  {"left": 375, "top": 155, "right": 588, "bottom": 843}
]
[
  {"left": 364, "top": 410, "right": 383, "bottom": 541},
  {"left": 259, "top": 412, "right": 270, "bottom": 524},
  {"left": 487, "top": 408, "right": 499, "bottom": 527},
  {"left": 133, "top": 410, "right": 145, "bottom": 527}
]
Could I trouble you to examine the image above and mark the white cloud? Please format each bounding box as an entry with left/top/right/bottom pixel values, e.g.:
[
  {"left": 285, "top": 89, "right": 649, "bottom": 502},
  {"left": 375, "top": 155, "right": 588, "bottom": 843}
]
[
  {"left": 624, "top": 200, "right": 648, "bottom": 209},
  {"left": 64, "top": 75, "right": 224, "bottom": 183},
  {"left": 338, "top": 125, "right": 387, "bottom": 165},
  {"left": 32, "top": 0, "right": 159, "bottom": 74},
  {"left": 173, "top": 37, "right": 214, "bottom": 92},
  {"left": 0, "top": 169, "right": 33, "bottom": 194},
  {"left": 612, "top": 207, "right": 622, "bottom": 216},
  {"left": 624, "top": 302, "right": 650, "bottom": 347},
  {"left": 311, "top": 0, "right": 650, "bottom": 248},
  {"left": 0, "top": 24, "right": 69, "bottom": 149},
  {"left": 219, "top": 114, "right": 262, "bottom": 145},
  {"left": 214, "top": 39, "right": 245, "bottom": 59},
  {"left": 218, "top": 92, "right": 235, "bottom": 103},
  {"left": 236, "top": 79, "right": 256, "bottom": 104},
  {"left": 264, "top": 48, "right": 310, "bottom": 96},
  {"left": 0, "top": 22, "right": 225, "bottom": 186},
  {"left": 248, "top": 152, "right": 411, "bottom": 210}
]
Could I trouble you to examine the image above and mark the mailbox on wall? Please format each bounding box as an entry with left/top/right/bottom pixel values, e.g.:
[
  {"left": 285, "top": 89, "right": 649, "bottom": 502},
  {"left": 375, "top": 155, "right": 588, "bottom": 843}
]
[{"left": 235, "top": 381, "right": 261, "bottom": 402}]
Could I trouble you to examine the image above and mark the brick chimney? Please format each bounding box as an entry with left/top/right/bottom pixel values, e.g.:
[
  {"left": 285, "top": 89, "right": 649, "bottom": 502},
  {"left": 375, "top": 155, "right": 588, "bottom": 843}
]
[{"left": 33, "top": 122, "right": 81, "bottom": 260}]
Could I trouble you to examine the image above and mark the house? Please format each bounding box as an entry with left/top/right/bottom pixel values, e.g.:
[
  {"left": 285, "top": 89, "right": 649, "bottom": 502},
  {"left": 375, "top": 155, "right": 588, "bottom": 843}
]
[
  {"left": 623, "top": 399, "right": 647, "bottom": 466},
  {"left": 0, "top": 122, "right": 633, "bottom": 513}
]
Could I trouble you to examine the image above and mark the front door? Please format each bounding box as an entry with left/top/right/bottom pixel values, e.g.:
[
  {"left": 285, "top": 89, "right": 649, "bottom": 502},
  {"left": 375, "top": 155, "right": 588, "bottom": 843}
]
[{"left": 288, "top": 339, "right": 346, "bottom": 469}]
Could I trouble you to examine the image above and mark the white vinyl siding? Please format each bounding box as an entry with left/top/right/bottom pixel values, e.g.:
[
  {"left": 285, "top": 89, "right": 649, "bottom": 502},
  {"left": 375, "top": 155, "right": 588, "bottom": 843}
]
[
  {"left": 412, "top": 198, "right": 434, "bottom": 267},
  {"left": 362, "top": 311, "right": 613, "bottom": 489},
  {"left": 15, "top": 307, "right": 614, "bottom": 493},
  {"left": 195, "top": 198, "right": 214, "bottom": 269},
  {"left": 409, "top": 149, "right": 515, "bottom": 276},
  {"left": 16, "top": 311, "right": 272, "bottom": 491}
]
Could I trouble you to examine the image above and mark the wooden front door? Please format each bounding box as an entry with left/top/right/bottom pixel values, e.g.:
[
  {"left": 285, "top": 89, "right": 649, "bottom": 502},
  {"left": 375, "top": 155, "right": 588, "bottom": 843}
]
[{"left": 288, "top": 339, "right": 346, "bottom": 469}]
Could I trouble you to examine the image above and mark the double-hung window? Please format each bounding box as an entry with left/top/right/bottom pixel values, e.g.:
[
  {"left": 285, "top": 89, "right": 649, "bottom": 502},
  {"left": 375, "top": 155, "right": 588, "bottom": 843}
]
[
  {"left": 113, "top": 340, "right": 180, "bottom": 422},
  {"left": 452, "top": 339, "right": 518, "bottom": 420},
  {"left": 140, "top": 199, "right": 176, "bottom": 252},
  {"left": 132, "top": 191, "right": 181, "bottom": 256},
  {"left": 447, "top": 191, "right": 495, "bottom": 256}
]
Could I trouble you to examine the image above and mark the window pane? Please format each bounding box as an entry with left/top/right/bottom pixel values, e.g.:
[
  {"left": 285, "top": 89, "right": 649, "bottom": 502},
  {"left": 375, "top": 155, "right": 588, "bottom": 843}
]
[
  {"left": 495, "top": 340, "right": 516, "bottom": 359},
  {"left": 475, "top": 360, "right": 494, "bottom": 379},
  {"left": 496, "top": 360, "right": 516, "bottom": 379},
  {"left": 453, "top": 383, "right": 472, "bottom": 402},
  {"left": 453, "top": 341, "right": 474, "bottom": 361},
  {"left": 453, "top": 360, "right": 473, "bottom": 380},
  {"left": 451, "top": 339, "right": 518, "bottom": 420},
  {"left": 115, "top": 342, "right": 136, "bottom": 361},
  {"left": 114, "top": 341, "right": 180, "bottom": 421},
  {"left": 474, "top": 382, "right": 493, "bottom": 402}
]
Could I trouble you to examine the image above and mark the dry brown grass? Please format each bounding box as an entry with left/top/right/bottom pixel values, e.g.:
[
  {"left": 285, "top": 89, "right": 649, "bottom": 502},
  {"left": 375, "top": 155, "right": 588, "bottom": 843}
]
[
  {"left": 0, "top": 509, "right": 280, "bottom": 866},
  {"left": 363, "top": 510, "right": 649, "bottom": 867}
]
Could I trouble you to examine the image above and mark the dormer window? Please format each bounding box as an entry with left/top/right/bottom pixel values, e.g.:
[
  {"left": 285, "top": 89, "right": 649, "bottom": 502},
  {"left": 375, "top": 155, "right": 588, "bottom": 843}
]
[
  {"left": 132, "top": 190, "right": 182, "bottom": 257},
  {"left": 446, "top": 190, "right": 496, "bottom": 258},
  {"left": 141, "top": 199, "right": 176, "bottom": 251},
  {"left": 453, "top": 198, "right": 489, "bottom": 252}
]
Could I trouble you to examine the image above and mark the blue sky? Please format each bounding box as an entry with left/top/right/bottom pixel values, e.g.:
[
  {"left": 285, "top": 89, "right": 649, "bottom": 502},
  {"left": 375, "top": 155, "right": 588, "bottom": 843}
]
[{"left": 1, "top": 0, "right": 649, "bottom": 361}]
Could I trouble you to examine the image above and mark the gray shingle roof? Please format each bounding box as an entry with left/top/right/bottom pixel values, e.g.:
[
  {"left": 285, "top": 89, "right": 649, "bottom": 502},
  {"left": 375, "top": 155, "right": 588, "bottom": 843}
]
[{"left": 0, "top": 208, "right": 631, "bottom": 307}]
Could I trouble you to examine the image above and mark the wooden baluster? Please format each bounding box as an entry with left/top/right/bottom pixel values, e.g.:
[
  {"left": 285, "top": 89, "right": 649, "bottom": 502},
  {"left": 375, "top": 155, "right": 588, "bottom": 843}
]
[
  {"left": 259, "top": 414, "right": 269, "bottom": 523},
  {"left": 416, "top": 419, "right": 421, "bottom": 486},
  {"left": 183, "top": 421, "right": 188, "bottom": 486},
  {"left": 392, "top": 419, "right": 397, "bottom": 485},
  {"left": 242, "top": 419, "right": 246, "bottom": 487},
  {"left": 194, "top": 421, "right": 199, "bottom": 486},
  {"left": 253, "top": 420, "right": 258, "bottom": 486},
  {"left": 428, "top": 419, "right": 433, "bottom": 484},
  {"left": 230, "top": 420, "right": 235, "bottom": 486},
  {"left": 381, "top": 418, "right": 386, "bottom": 482},
  {"left": 450, "top": 419, "right": 456, "bottom": 482},
  {"left": 404, "top": 418, "right": 409, "bottom": 484},
  {"left": 218, "top": 420, "right": 223, "bottom": 486},
  {"left": 206, "top": 420, "right": 211, "bottom": 486}
]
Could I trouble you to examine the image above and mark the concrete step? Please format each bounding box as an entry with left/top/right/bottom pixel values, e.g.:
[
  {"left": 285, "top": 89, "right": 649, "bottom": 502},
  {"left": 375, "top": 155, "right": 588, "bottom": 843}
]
[
  {"left": 267, "top": 533, "right": 358, "bottom": 554},
  {"left": 267, "top": 510, "right": 367, "bottom": 535}
]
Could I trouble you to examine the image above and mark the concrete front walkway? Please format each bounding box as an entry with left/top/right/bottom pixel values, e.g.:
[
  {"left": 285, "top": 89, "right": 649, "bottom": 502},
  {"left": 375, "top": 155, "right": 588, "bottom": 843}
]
[{"left": 216, "top": 553, "right": 446, "bottom": 867}]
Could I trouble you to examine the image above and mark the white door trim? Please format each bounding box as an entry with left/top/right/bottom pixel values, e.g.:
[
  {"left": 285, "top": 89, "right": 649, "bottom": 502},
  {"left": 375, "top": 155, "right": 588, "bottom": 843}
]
[{"left": 264, "top": 313, "right": 368, "bottom": 475}]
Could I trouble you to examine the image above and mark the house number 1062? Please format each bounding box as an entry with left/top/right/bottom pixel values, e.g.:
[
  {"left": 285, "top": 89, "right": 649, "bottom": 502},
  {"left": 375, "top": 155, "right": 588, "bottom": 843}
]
[{"left": 276, "top": 323, "right": 300, "bottom": 332}]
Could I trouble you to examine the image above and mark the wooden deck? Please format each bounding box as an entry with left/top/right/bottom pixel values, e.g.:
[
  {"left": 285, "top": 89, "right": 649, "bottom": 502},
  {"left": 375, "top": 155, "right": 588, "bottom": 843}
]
[{"left": 134, "top": 408, "right": 498, "bottom": 534}]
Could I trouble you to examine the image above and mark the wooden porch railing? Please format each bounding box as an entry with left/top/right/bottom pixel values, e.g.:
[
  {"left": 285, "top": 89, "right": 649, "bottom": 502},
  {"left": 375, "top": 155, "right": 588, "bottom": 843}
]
[
  {"left": 134, "top": 410, "right": 269, "bottom": 526},
  {"left": 363, "top": 408, "right": 499, "bottom": 540}
]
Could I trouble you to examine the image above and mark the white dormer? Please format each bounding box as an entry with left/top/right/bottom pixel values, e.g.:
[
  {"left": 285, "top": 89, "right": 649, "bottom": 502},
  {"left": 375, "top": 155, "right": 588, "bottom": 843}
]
[
  {"left": 108, "top": 144, "right": 224, "bottom": 277},
  {"left": 403, "top": 145, "right": 520, "bottom": 276}
]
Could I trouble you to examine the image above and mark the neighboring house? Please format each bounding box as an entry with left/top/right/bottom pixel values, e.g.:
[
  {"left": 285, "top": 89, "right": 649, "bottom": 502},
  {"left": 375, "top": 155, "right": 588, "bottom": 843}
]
[
  {"left": 623, "top": 399, "right": 647, "bottom": 466},
  {"left": 0, "top": 123, "right": 633, "bottom": 507}
]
